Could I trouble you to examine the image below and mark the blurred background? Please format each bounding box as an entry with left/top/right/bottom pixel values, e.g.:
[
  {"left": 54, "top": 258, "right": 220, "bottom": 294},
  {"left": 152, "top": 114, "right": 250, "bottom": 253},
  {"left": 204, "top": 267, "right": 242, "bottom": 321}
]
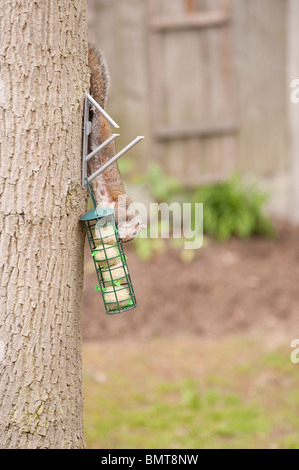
[{"left": 83, "top": 0, "right": 299, "bottom": 449}]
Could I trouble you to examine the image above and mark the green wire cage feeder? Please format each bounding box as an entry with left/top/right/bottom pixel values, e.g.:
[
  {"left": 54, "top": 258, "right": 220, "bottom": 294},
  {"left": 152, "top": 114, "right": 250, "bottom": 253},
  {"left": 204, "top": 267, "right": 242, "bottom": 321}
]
[
  {"left": 81, "top": 190, "right": 136, "bottom": 315},
  {"left": 81, "top": 92, "right": 144, "bottom": 315}
]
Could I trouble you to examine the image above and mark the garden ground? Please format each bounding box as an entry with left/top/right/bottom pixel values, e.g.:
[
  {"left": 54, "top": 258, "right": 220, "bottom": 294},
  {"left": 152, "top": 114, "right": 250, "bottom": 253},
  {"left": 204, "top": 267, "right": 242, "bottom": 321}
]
[
  {"left": 83, "top": 222, "right": 299, "bottom": 342},
  {"left": 82, "top": 222, "right": 299, "bottom": 449}
]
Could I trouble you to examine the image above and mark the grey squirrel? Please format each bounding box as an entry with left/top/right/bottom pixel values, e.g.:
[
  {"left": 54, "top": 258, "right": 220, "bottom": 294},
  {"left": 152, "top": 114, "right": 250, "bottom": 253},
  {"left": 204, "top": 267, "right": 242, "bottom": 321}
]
[{"left": 87, "top": 44, "right": 146, "bottom": 242}]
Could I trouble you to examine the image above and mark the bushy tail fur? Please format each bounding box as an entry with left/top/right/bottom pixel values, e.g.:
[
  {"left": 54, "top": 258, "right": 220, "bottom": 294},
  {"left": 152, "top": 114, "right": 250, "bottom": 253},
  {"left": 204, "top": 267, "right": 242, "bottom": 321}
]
[{"left": 88, "top": 43, "right": 110, "bottom": 108}]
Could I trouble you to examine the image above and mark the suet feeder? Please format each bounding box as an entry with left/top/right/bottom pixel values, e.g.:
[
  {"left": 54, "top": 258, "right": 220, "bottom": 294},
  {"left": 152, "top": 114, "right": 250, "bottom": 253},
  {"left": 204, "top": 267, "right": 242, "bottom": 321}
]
[
  {"left": 81, "top": 190, "right": 136, "bottom": 315},
  {"left": 80, "top": 93, "right": 143, "bottom": 315}
]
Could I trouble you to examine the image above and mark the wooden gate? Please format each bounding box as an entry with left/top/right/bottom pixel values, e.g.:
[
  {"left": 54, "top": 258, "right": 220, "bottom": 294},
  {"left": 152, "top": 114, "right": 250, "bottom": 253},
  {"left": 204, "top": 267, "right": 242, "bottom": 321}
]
[{"left": 148, "top": 0, "right": 236, "bottom": 185}]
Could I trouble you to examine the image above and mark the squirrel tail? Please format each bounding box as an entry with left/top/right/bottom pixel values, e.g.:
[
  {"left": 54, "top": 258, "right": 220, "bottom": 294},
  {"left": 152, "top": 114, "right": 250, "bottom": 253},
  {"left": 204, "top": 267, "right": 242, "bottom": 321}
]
[{"left": 88, "top": 43, "right": 111, "bottom": 109}]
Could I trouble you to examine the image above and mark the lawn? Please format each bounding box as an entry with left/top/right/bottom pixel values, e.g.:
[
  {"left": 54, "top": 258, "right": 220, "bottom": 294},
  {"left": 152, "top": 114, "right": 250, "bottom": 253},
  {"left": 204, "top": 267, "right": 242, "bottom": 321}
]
[{"left": 83, "top": 334, "right": 299, "bottom": 449}]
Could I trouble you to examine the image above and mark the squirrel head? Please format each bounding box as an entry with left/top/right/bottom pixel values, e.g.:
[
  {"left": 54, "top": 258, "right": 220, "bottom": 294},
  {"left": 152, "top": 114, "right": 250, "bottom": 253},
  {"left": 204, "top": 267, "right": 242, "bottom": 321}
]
[{"left": 116, "top": 202, "right": 147, "bottom": 243}]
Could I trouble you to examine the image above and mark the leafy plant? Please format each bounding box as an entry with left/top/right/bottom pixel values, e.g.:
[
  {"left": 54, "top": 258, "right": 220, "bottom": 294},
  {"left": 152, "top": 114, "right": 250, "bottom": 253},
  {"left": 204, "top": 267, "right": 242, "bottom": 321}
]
[
  {"left": 130, "top": 164, "right": 274, "bottom": 260},
  {"left": 133, "top": 235, "right": 166, "bottom": 262},
  {"left": 192, "top": 175, "right": 274, "bottom": 241},
  {"left": 133, "top": 162, "right": 182, "bottom": 203},
  {"left": 118, "top": 157, "right": 135, "bottom": 176}
]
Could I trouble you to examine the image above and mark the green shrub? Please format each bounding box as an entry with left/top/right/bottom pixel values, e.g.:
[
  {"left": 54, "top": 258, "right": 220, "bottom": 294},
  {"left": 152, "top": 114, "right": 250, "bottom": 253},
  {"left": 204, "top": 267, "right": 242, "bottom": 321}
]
[
  {"left": 130, "top": 165, "right": 274, "bottom": 259},
  {"left": 133, "top": 162, "right": 182, "bottom": 203},
  {"left": 192, "top": 175, "right": 274, "bottom": 240}
]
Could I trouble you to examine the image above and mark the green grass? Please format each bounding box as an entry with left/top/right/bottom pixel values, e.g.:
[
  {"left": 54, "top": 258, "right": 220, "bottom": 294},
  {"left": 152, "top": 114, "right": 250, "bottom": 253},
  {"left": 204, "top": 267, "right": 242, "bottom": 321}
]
[{"left": 83, "top": 335, "right": 299, "bottom": 449}]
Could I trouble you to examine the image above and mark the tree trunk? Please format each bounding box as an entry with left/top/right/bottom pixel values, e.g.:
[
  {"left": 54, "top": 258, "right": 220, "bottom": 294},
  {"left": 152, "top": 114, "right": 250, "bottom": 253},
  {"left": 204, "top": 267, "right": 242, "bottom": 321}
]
[{"left": 0, "top": 0, "right": 89, "bottom": 448}]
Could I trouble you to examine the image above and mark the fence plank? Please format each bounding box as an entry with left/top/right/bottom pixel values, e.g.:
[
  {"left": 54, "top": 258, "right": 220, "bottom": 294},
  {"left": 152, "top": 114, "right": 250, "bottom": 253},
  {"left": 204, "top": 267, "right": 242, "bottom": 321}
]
[
  {"left": 150, "top": 10, "right": 229, "bottom": 31},
  {"left": 155, "top": 123, "right": 236, "bottom": 140},
  {"left": 232, "top": 0, "right": 287, "bottom": 175}
]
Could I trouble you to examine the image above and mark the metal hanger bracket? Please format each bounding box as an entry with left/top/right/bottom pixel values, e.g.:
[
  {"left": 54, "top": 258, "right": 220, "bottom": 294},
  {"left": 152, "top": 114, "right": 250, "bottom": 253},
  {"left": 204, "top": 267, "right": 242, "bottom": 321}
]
[{"left": 82, "top": 92, "right": 144, "bottom": 188}]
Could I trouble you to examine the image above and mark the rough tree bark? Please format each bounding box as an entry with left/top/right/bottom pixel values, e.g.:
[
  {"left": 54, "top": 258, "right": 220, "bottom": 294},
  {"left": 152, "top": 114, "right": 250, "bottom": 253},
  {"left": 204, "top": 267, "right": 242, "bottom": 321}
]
[{"left": 0, "top": 1, "right": 89, "bottom": 448}]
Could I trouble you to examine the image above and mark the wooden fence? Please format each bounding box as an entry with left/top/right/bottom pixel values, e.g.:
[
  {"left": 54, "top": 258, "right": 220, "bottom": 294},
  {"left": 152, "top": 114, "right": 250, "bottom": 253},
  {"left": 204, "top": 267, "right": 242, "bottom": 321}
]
[{"left": 88, "top": 0, "right": 288, "bottom": 187}]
